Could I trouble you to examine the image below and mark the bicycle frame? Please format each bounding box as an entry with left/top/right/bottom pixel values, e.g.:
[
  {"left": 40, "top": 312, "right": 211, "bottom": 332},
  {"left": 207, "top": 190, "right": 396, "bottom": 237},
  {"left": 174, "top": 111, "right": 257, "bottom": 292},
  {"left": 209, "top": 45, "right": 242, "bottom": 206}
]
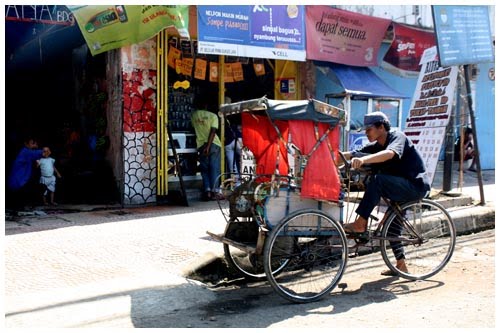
[
  {"left": 366, "top": 198, "right": 426, "bottom": 245},
  {"left": 338, "top": 151, "right": 426, "bottom": 250}
]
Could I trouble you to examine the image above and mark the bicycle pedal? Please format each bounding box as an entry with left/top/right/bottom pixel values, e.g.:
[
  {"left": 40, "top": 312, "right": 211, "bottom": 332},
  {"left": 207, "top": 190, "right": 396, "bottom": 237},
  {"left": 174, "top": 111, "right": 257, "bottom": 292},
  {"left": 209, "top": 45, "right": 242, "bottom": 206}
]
[
  {"left": 346, "top": 231, "right": 370, "bottom": 245},
  {"left": 354, "top": 236, "right": 369, "bottom": 245}
]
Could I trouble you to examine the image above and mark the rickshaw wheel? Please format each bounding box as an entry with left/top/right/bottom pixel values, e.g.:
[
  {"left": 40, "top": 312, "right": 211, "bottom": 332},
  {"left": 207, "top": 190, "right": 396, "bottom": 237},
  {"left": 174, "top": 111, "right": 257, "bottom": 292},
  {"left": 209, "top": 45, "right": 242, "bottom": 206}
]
[
  {"left": 223, "top": 220, "right": 265, "bottom": 280},
  {"left": 223, "top": 220, "right": 289, "bottom": 280}
]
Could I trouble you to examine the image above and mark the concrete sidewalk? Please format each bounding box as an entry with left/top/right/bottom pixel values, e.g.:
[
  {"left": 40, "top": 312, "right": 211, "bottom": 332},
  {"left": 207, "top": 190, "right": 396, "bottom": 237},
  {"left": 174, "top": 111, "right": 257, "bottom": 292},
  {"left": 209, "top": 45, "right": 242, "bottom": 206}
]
[
  {"left": 5, "top": 162, "right": 495, "bottom": 235},
  {"left": 4, "top": 164, "right": 496, "bottom": 327}
]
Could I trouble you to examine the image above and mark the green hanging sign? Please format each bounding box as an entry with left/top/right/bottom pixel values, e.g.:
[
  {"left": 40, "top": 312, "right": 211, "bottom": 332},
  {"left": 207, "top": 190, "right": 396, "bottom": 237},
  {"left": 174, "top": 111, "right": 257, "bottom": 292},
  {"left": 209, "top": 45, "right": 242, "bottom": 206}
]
[{"left": 68, "top": 5, "right": 189, "bottom": 55}]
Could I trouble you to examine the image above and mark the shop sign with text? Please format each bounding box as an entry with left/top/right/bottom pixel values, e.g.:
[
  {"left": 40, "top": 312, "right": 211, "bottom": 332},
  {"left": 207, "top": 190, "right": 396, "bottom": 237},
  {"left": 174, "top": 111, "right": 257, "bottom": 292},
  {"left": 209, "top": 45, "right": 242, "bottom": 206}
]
[
  {"left": 305, "top": 6, "right": 390, "bottom": 66},
  {"left": 197, "top": 5, "right": 306, "bottom": 61},
  {"left": 382, "top": 23, "right": 436, "bottom": 78},
  {"left": 5, "top": 5, "right": 74, "bottom": 25},
  {"left": 68, "top": 5, "right": 189, "bottom": 56}
]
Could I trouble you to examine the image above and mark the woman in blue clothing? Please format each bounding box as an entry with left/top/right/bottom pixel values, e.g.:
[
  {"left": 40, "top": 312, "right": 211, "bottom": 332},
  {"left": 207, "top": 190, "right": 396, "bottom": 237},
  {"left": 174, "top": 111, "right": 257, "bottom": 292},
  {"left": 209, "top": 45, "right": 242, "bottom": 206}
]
[{"left": 7, "top": 137, "right": 43, "bottom": 210}]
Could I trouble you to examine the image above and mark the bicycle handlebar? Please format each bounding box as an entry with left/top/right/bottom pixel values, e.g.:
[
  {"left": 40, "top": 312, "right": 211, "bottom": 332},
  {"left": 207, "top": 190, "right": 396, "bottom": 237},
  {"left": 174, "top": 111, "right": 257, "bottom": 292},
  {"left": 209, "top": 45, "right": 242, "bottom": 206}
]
[{"left": 338, "top": 152, "right": 373, "bottom": 178}]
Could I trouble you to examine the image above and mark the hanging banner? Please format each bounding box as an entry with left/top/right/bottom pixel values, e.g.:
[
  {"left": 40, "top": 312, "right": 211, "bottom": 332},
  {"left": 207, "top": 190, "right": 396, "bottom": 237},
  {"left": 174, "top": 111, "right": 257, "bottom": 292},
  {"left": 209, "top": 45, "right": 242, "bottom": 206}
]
[
  {"left": 224, "top": 63, "right": 234, "bottom": 83},
  {"left": 167, "top": 45, "right": 182, "bottom": 69},
  {"left": 194, "top": 58, "right": 207, "bottom": 80},
  {"left": 68, "top": 5, "right": 189, "bottom": 56},
  {"left": 209, "top": 61, "right": 219, "bottom": 82},
  {"left": 253, "top": 59, "right": 266, "bottom": 76},
  {"left": 382, "top": 23, "right": 436, "bottom": 78},
  {"left": 232, "top": 62, "right": 244, "bottom": 81},
  {"left": 403, "top": 46, "right": 458, "bottom": 182},
  {"left": 181, "top": 57, "right": 194, "bottom": 76},
  {"left": 197, "top": 5, "right": 306, "bottom": 61},
  {"left": 305, "top": 6, "right": 390, "bottom": 66}
]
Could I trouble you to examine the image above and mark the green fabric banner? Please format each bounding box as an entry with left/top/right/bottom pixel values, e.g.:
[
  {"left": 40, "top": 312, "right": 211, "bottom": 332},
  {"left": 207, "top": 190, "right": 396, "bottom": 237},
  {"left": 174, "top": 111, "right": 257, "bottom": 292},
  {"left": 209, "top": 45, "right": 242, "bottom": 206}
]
[{"left": 68, "top": 5, "right": 189, "bottom": 55}]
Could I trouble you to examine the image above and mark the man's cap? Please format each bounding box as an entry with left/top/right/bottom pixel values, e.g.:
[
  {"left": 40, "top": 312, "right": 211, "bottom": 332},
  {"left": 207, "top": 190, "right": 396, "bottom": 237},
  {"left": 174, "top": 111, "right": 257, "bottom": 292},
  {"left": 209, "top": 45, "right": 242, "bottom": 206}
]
[{"left": 363, "top": 111, "right": 390, "bottom": 129}]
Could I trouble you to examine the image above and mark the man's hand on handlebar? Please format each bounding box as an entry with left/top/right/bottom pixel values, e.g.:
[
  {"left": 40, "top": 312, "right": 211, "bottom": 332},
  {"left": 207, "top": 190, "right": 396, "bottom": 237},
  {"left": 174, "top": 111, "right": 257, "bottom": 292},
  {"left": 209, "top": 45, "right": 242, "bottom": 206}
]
[{"left": 350, "top": 157, "right": 365, "bottom": 169}]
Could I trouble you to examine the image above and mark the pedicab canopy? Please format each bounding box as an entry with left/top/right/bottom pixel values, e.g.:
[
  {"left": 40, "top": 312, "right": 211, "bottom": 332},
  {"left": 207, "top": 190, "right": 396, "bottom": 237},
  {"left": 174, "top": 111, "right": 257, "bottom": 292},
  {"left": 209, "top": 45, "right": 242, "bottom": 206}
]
[
  {"left": 219, "top": 97, "right": 343, "bottom": 125},
  {"left": 220, "top": 97, "right": 344, "bottom": 202}
]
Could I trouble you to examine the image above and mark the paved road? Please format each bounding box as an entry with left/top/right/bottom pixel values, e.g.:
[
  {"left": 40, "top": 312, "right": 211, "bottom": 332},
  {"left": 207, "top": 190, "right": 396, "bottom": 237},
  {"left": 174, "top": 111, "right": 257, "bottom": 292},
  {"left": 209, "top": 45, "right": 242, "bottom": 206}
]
[
  {"left": 5, "top": 207, "right": 227, "bottom": 328},
  {"left": 5, "top": 227, "right": 495, "bottom": 328},
  {"left": 4, "top": 166, "right": 495, "bottom": 328}
]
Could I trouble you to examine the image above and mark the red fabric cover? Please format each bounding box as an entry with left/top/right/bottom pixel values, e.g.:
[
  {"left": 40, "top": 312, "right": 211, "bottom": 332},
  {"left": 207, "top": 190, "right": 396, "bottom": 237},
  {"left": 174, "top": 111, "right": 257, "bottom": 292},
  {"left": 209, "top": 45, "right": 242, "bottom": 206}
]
[
  {"left": 289, "top": 120, "right": 341, "bottom": 201},
  {"left": 242, "top": 113, "right": 289, "bottom": 177}
]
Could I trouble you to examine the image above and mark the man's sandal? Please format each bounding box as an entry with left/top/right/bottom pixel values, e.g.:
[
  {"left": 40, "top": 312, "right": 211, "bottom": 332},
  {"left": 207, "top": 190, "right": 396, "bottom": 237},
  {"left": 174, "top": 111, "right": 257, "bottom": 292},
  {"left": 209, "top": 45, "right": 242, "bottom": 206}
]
[
  {"left": 381, "top": 267, "right": 409, "bottom": 276},
  {"left": 381, "top": 269, "right": 398, "bottom": 276},
  {"left": 343, "top": 223, "right": 368, "bottom": 235}
]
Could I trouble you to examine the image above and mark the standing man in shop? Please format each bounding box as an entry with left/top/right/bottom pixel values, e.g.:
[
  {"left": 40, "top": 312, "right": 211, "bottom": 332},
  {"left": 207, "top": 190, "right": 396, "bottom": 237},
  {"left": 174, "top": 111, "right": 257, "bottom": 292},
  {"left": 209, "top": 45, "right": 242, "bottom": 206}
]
[{"left": 191, "top": 97, "right": 223, "bottom": 201}]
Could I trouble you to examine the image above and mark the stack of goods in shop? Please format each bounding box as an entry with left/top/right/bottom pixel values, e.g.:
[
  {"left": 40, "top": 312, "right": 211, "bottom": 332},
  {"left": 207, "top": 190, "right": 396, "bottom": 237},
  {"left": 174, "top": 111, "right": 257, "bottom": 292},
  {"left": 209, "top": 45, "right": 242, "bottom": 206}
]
[{"left": 168, "top": 88, "right": 195, "bottom": 132}]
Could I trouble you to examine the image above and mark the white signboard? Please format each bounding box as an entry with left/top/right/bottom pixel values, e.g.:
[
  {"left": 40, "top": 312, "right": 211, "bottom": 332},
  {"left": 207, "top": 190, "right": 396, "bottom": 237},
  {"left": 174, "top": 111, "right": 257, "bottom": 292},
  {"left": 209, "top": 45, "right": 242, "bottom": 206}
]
[
  {"left": 240, "top": 145, "right": 295, "bottom": 179},
  {"left": 404, "top": 47, "right": 458, "bottom": 182},
  {"left": 240, "top": 146, "right": 256, "bottom": 176}
]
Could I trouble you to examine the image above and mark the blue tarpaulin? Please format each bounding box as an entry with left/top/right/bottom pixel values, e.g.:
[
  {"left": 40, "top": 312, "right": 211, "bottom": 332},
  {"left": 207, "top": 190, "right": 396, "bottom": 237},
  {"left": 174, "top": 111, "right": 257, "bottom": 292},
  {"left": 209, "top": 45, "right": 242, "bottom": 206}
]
[{"left": 315, "top": 61, "right": 408, "bottom": 99}]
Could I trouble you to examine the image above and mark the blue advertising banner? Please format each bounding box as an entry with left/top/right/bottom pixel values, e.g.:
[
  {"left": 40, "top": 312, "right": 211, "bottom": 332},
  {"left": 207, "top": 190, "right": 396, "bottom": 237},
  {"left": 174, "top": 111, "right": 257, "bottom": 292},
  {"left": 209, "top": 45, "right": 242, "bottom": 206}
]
[
  {"left": 197, "top": 5, "right": 306, "bottom": 61},
  {"left": 432, "top": 5, "right": 494, "bottom": 66},
  {"left": 349, "top": 132, "right": 369, "bottom": 151}
]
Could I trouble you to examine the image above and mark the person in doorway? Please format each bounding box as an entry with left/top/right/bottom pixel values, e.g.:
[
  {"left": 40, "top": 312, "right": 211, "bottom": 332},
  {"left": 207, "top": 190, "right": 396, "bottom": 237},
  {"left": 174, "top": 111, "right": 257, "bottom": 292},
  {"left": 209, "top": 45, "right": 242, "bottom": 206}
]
[
  {"left": 224, "top": 118, "right": 242, "bottom": 176},
  {"left": 7, "top": 136, "right": 43, "bottom": 211},
  {"left": 37, "top": 146, "right": 62, "bottom": 206},
  {"left": 223, "top": 97, "right": 243, "bottom": 176},
  {"left": 462, "top": 127, "right": 477, "bottom": 172},
  {"left": 340, "top": 112, "right": 431, "bottom": 275},
  {"left": 191, "top": 97, "right": 223, "bottom": 201}
]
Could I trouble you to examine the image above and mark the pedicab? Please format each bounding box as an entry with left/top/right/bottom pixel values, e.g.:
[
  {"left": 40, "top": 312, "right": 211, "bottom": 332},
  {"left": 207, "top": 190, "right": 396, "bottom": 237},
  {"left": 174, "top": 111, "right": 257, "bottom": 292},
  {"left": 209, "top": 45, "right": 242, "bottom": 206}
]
[
  {"left": 207, "top": 97, "right": 349, "bottom": 303},
  {"left": 206, "top": 97, "right": 457, "bottom": 303}
]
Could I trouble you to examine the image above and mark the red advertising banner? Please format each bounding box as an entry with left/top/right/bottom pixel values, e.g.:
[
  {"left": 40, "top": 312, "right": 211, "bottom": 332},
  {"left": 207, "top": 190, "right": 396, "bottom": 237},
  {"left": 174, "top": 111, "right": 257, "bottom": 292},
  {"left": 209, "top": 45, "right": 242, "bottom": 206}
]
[
  {"left": 306, "top": 6, "right": 390, "bottom": 66},
  {"left": 382, "top": 22, "right": 436, "bottom": 78}
]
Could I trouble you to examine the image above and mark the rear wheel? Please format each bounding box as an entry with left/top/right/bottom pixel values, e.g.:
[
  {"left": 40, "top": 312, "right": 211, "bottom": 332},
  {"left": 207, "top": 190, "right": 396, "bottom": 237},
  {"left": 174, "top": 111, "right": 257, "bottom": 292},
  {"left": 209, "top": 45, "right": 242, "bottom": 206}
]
[
  {"left": 380, "top": 199, "right": 456, "bottom": 280},
  {"left": 263, "top": 209, "right": 348, "bottom": 303},
  {"left": 223, "top": 220, "right": 288, "bottom": 280}
]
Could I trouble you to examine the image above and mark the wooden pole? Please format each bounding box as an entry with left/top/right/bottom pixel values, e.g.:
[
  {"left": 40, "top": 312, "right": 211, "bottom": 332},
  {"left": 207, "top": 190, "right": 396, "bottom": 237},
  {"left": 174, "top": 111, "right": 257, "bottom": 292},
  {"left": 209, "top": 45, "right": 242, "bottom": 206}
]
[{"left": 463, "top": 64, "right": 485, "bottom": 205}]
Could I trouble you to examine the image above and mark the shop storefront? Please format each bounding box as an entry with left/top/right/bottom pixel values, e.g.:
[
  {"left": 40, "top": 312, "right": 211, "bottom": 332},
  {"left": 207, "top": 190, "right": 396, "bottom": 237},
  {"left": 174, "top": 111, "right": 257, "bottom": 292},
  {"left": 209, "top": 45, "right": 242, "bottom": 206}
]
[
  {"left": 7, "top": 5, "right": 493, "bottom": 210},
  {"left": 158, "top": 33, "right": 277, "bottom": 203},
  {"left": 315, "top": 62, "right": 407, "bottom": 151},
  {"left": 153, "top": 5, "right": 308, "bottom": 204}
]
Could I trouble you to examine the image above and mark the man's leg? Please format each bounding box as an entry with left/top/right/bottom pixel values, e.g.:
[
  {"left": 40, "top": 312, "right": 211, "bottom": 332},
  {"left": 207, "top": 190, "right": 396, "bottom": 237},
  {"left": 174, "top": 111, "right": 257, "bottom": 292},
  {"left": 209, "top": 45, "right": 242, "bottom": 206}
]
[
  {"left": 381, "top": 176, "right": 427, "bottom": 273},
  {"left": 345, "top": 174, "right": 426, "bottom": 232},
  {"left": 198, "top": 151, "right": 211, "bottom": 200},
  {"left": 225, "top": 141, "right": 235, "bottom": 173},
  {"left": 208, "top": 144, "right": 221, "bottom": 193}
]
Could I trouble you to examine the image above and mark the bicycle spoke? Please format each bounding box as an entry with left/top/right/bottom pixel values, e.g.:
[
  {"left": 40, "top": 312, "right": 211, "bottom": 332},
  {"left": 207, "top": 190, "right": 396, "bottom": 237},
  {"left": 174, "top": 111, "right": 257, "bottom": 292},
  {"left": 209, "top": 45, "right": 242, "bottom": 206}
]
[
  {"left": 380, "top": 199, "right": 456, "bottom": 280},
  {"left": 264, "top": 209, "right": 348, "bottom": 303}
]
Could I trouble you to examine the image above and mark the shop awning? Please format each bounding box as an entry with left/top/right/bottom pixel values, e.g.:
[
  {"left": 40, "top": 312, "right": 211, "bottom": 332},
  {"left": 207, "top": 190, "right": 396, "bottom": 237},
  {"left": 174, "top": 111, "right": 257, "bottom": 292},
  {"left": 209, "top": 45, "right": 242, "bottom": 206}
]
[{"left": 315, "top": 61, "right": 408, "bottom": 99}]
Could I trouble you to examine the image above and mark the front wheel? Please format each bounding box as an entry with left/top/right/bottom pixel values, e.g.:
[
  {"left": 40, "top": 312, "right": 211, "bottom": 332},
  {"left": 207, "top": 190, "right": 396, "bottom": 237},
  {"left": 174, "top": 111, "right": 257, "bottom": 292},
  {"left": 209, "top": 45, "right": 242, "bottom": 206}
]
[
  {"left": 380, "top": 199, "right": 456, "bottom": 280},
  {"left": 263, "top": 209, "right": 348, "bottom": 303}
]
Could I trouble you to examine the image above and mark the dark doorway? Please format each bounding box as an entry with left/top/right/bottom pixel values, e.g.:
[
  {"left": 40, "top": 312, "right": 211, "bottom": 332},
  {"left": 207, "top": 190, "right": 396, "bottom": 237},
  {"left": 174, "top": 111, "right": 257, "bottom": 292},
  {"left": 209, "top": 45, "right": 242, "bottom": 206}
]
[{"left": 5, "top": 18, "right": 118, "bottom": 206}]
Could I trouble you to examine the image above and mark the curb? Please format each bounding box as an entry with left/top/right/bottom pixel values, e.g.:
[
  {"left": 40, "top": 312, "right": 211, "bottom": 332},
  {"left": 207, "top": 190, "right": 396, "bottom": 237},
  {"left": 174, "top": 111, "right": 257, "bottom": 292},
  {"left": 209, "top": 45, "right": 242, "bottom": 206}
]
[{"left": 449, "top": 204, "right": 495, "bottom": 234}]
